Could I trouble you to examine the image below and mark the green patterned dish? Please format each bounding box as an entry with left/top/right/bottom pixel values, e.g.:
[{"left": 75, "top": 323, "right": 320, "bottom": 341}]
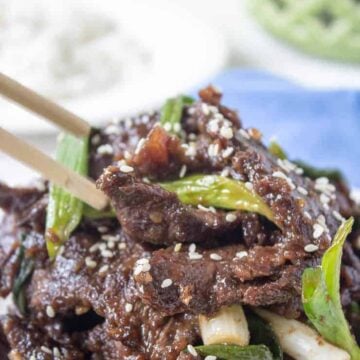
[{"left": 249, "top": 0, "right": 360, "bottom": 63}]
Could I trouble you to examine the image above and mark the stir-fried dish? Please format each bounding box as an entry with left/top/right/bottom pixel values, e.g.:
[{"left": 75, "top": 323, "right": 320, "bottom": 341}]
[{"left": 0, "top": 86, "right": 359, "bottom": 359}]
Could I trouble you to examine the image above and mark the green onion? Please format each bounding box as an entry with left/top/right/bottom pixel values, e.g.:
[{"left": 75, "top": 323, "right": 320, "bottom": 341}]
[
  {"left": 194, "top": 344, "right": 273, "bottom": 360},
  {"left": 247, "top": 311, "right": 283, "bottom": 360},
  {"left": 160, "top": 95, "right": 194, "bottom": 135},
  {"left": 45, "top": 133, "right": 88, "bottom": 258},
  {"left": 268, "top": 140, "right": 287, "bottom": 160},
  {"left": 302, "top": 217, "right": 360, "bottom": 359},
  {"left": 12, "top": 235, "right": 34, "bottom": 315},
  {"left": 83, "top": 204, "right": 116, "bottom": 219},
  {"left": 160, "top": 174, "right": 275, "bottom": 224}
]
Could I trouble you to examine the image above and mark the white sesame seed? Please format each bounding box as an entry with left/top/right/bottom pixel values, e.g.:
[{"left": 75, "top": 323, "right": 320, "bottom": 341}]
[
  {"left": 187, "top": 345, "right": 198, "bottom": 357},
  {"left": 161, "top": 278, "right": 173, "bottom": 288},
  {"left": 30, "top": 355, "right": 36, "bottom": 360},
  {"left": 245, "top": 182, "right": 253, "bottom": 191},
  {"left": 188, "top": 107, "right": 196, "bottom": 115},
  {"left": 163, "top": 122, "right": 172, "bottom": 131},
  {"left": 142, "top": 263, "right": 151, "bottom": 272},
  {"left": 179, "top": 165, "right": 187, "bottom": 178},
  {"left": 46, "top": 305, "right": 55, "bottom": 318},
  {"left": 197, "top": 204, "right": 216, "bottom": 213},
  {"left": 239, "top": 128, "right": 250, "bottom": 139},
  {"left": 97, "top": 226, "right": 108, "bottom": 233},
  {"left": 185, "top": 142, "right": 197, "bottom": 157},
  {"left": 304, "top": 244, "right": 319, "bottom": 253},
  {"left": 320, "top": 193, "right": 330, "bottom": 205},
  {"left": 174, "top": 243, "right": 182, "bottom": 252},
  {"left": 205, "top": 356, "right": 217, "bottom": 360},
  {"left": 304, "top": 211, "right": 312, "bottom": 220},
  {"left": 201, "top": 103, "right": 210, "bottom": 116},
  {"left": 102, "top": 234, "right": 120, "bottom": 242},
  {"left": 99, "top": 265, "right": 109, "bottom": 274},
  {"left": 134, "top": 266, "right": 143, "bottom": 276},
  {"left": 53, "top": 347, "right": 61, "bottom": 357},
  {"left": 208, "top": 119, "right": 220, "bottom": 133},
  {"left": 91, "top": 134, "right": 101, "bottom": 145},
  {"left": 97, "top": 144, "right": 113, "bottom": 155},
  {"left": 101, "top": 249, "right": 114, "bottom": 258},
  {"left": 332, "top": 210, "right": 345, "bottom": 222},
  {"left": 104, "top": 124, "right": 121, "bottom": 135},
  {"left": 236, "top": 251, "right": 248, "bottom": 259},
  {"left": 222, "top": 147, "right": 234, "bottom": 158},
  {"left": 297, "top": 186, "right": 308, "bottom": 195},
  {"left": 137, "top": 258, "right": 149, "bottom": 265},
  {"left": 41, "top": 346, "right": 52, "bottom": 355},
  {"left": 188, "top": 133, "right": 197, "bottom": 140},
  {"left": 119, "top": 165, "right": 134, "bottom": 173},
  {"left": 313, "top": 224, "right": 325, "bottom": 239},
  {"left": 225, "top": 213, "right": 237, "bottom": 222},
  {"left": 220, "top": 166, "right": 230, "bottom": 177},
  {"left": 125, "top": 303, "right": 133, "bottom": 313},
  {"left": 220, "top": 126, "right": 233, "bottom": 139},
  {"left": 124, "top": 150, "right": 132, "bottom": 160},
  {"left": 99, "top": 243, "right": 107, "bottom": 251},
  {"left": 89, "top": 243, "right": 100, "bottom": 253},
  {"left": 189, "top": 252, "right": 203, "bottom": 260},
  {"left": 210, "top": 253, "right": 222, "bottom": 261},
  {"left": 272, "top": 171, "right": 296, "bottom": 190},
  {"left": 107, "top": 241, "right": 115, "bottom": 249},
  {"left": 85, "top": 257, "right": 97, "bottom": 269},
  {"left": 189, "top": 243, "right": 196, "bottom": 253},
  {"left": 118, "top": 242, "right": 127, "bottom": 250}
]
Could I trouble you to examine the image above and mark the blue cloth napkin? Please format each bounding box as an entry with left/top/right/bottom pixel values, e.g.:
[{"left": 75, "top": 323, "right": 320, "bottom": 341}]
[{"left": 195, "top": 69, "right": 360, "bottom": 187}]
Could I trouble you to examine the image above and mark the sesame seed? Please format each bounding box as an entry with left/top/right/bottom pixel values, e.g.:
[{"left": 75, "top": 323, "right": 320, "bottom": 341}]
[
  {"left": 188, "top": 133, "right": 197, "bottom": 140},
  {"left": 91, "top": 134, "right": 101, "bottom": 145},
  {"left": 205, "top": 356, "right": 217, "bottom": 360},
  {"left": 99, "top": 243, "right": 107, "bottom": 251},
  {"left": 124, "top": 150, "right": 132, "bottom": 160},
  {"left": 187, "top": 345, "right": 198, "bottom": 357},
  {"left": 220, "top": 126, "right": 233, "bottom": 139},
  {"left": 119, "top": 165, "right": 134, "bottom": 173},
  {"left": 208, "top": 119, "right": 220, "bottom": 133},
  {"left": 220, "top": 167, "right": 230, "bottom": 177},
  {"left": 102, "top": 234, "right": 120, "bottom": 242},
  {"left": 304, "top": 211, "right": 312, "bottom": 220},
  {"left": 99, "top": 265, "right": 109, "bottom": 274},
  {"left": 46, "top": 305, "right": 55, "bottom": 318},
  {"left": 313, "top": 224, "right": 324, "bottom": 239},
  {"left": 174, "top": 243, "right": 182, "bottom": 252},
  {"left": 97, "top": 226, "right": 108, "bottom": 233},
  {"left": 85, "top": 257, "right": 97, "bottom": 269},
  {"left": 210, "top": 253, "right": 222, "bottom": 261},
  {"left": 101, "top": 249, "right": 114, "bottom": 258},
  {"left": 125, "top": 303, "right": 133, "bottom": 313},
  {"left": 239, "top": 128, "right": 250, "bottom": 139},
  {"left": 245, "top": 182, "right": 253, "bottom": 191},
  {"left": 185, "top": 142, "right": 197, "bottom": 157},
  {"left": 189, "top": 252, "right": 203, "bottom": 260},
  {"left": 197, "top": 204, "right": 216, "bottom": 213},
  {"left": 332, "top": 210, "right": 345, "bottom": 222},
  {"left": 161, "top": 278, "right": 173, "bottom": 288},
  {"left": 30, "top": 355, "right": 36, "bottom": 360},
  {"left": 89, "top": 243, "right": 100, "bottom": 253},
  {"left": 97, "top": 144, "right": 113, "bottom": 155},
  {"left": 118, "top": 242, "right": 127, "bottom": 250},
  {"left": 222, "top": 147, "right": 234, "bottom": 158},
  {"left": 225, "top": 213, "right": 237, "bottom": 222},
  {"left": 173, "top": 123, "right": 181, "bottom": 133},
  {"left": 137, "top": 258, "right": 149, "bottom": 265},
  {"left": 41, "top": 346, "right": 52, "bottom": 355},
  {"left": 179, "top": 165, "right": 187, "bottom": 178},
  {"left": 272, "top": 171, "right": 296, "bottom": 190},
  {"left": 297, "top": 186, "right": 308, "bottom": 195},
  {"left": 107, "top": 241, "right": 115, "bottom": 249},
  {"left": 304, "top": 244, "right": 319, "bottom": 253},
  {"left": 104, "top": 124, "right": 121, "bottom": 135},
  {"left": 53, "top": 347, "right": 61, "bottom": 357},
  {"left": 208, "top": 143, "right": 220, "bottom": 157},
  {"left": 163, "top": 122, "right": 172, "bottom": 131},
  {"left": 189, "top": 243, "right": 196, "bottom": 253},
  {"left": 236, "top": 251, "right": 248, "bottom": 259},
  {"left": 201, "top": 103, "right": 210, "bottom": 116}
]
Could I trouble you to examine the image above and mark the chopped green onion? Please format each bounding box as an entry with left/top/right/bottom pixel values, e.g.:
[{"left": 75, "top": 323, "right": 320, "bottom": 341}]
[
  {"left": 160, "top": 95, "right": 194, "bottom": 135},
  {"left": 160, "top": 174, "right": 275, "bottom": 224},
  {"left": 45, "top": 133, "right": 88, "bottom": 258},
  {"left": 247, "top": 310, "right": 283, "bottom": 360},
  {"left": 194, "top": 344, "right": 273, "bottom": 360},
  {"left": 199, "top": 305, "right": 250, "bottom": 346},
  {"left": 12, "top": 235, "right": 34, "bottom": 315},
  {"left": 302, "top": 217, "right": 360, "bottom": 359}
]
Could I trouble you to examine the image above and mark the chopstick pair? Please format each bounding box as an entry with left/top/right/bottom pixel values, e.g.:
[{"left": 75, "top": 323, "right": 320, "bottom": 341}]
[{"left": 0, "top": 72, "right": 108, "bottom": 210}]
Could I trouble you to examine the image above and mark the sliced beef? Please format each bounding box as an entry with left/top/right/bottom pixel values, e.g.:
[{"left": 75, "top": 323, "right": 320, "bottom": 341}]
[{"left": 134, "top": 243, "right": 318, "bottom": 317}]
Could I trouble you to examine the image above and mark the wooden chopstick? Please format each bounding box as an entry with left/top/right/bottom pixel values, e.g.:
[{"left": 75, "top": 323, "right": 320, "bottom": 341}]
[
  {"left": 0, "top": 127, "right": 108, "bottom": 210},
  {"left": 0, "top": 72, "right": 91, "bottom": 137}
]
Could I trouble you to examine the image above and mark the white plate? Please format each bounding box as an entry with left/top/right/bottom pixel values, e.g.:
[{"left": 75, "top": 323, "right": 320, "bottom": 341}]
[{"left": 0, "top": 0, "right": 227, "bottom": 134}]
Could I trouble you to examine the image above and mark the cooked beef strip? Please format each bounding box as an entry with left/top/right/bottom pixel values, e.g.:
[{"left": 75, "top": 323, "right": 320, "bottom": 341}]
[{"left": 0, "top": 86, "right": 359, "bottom": 358}]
